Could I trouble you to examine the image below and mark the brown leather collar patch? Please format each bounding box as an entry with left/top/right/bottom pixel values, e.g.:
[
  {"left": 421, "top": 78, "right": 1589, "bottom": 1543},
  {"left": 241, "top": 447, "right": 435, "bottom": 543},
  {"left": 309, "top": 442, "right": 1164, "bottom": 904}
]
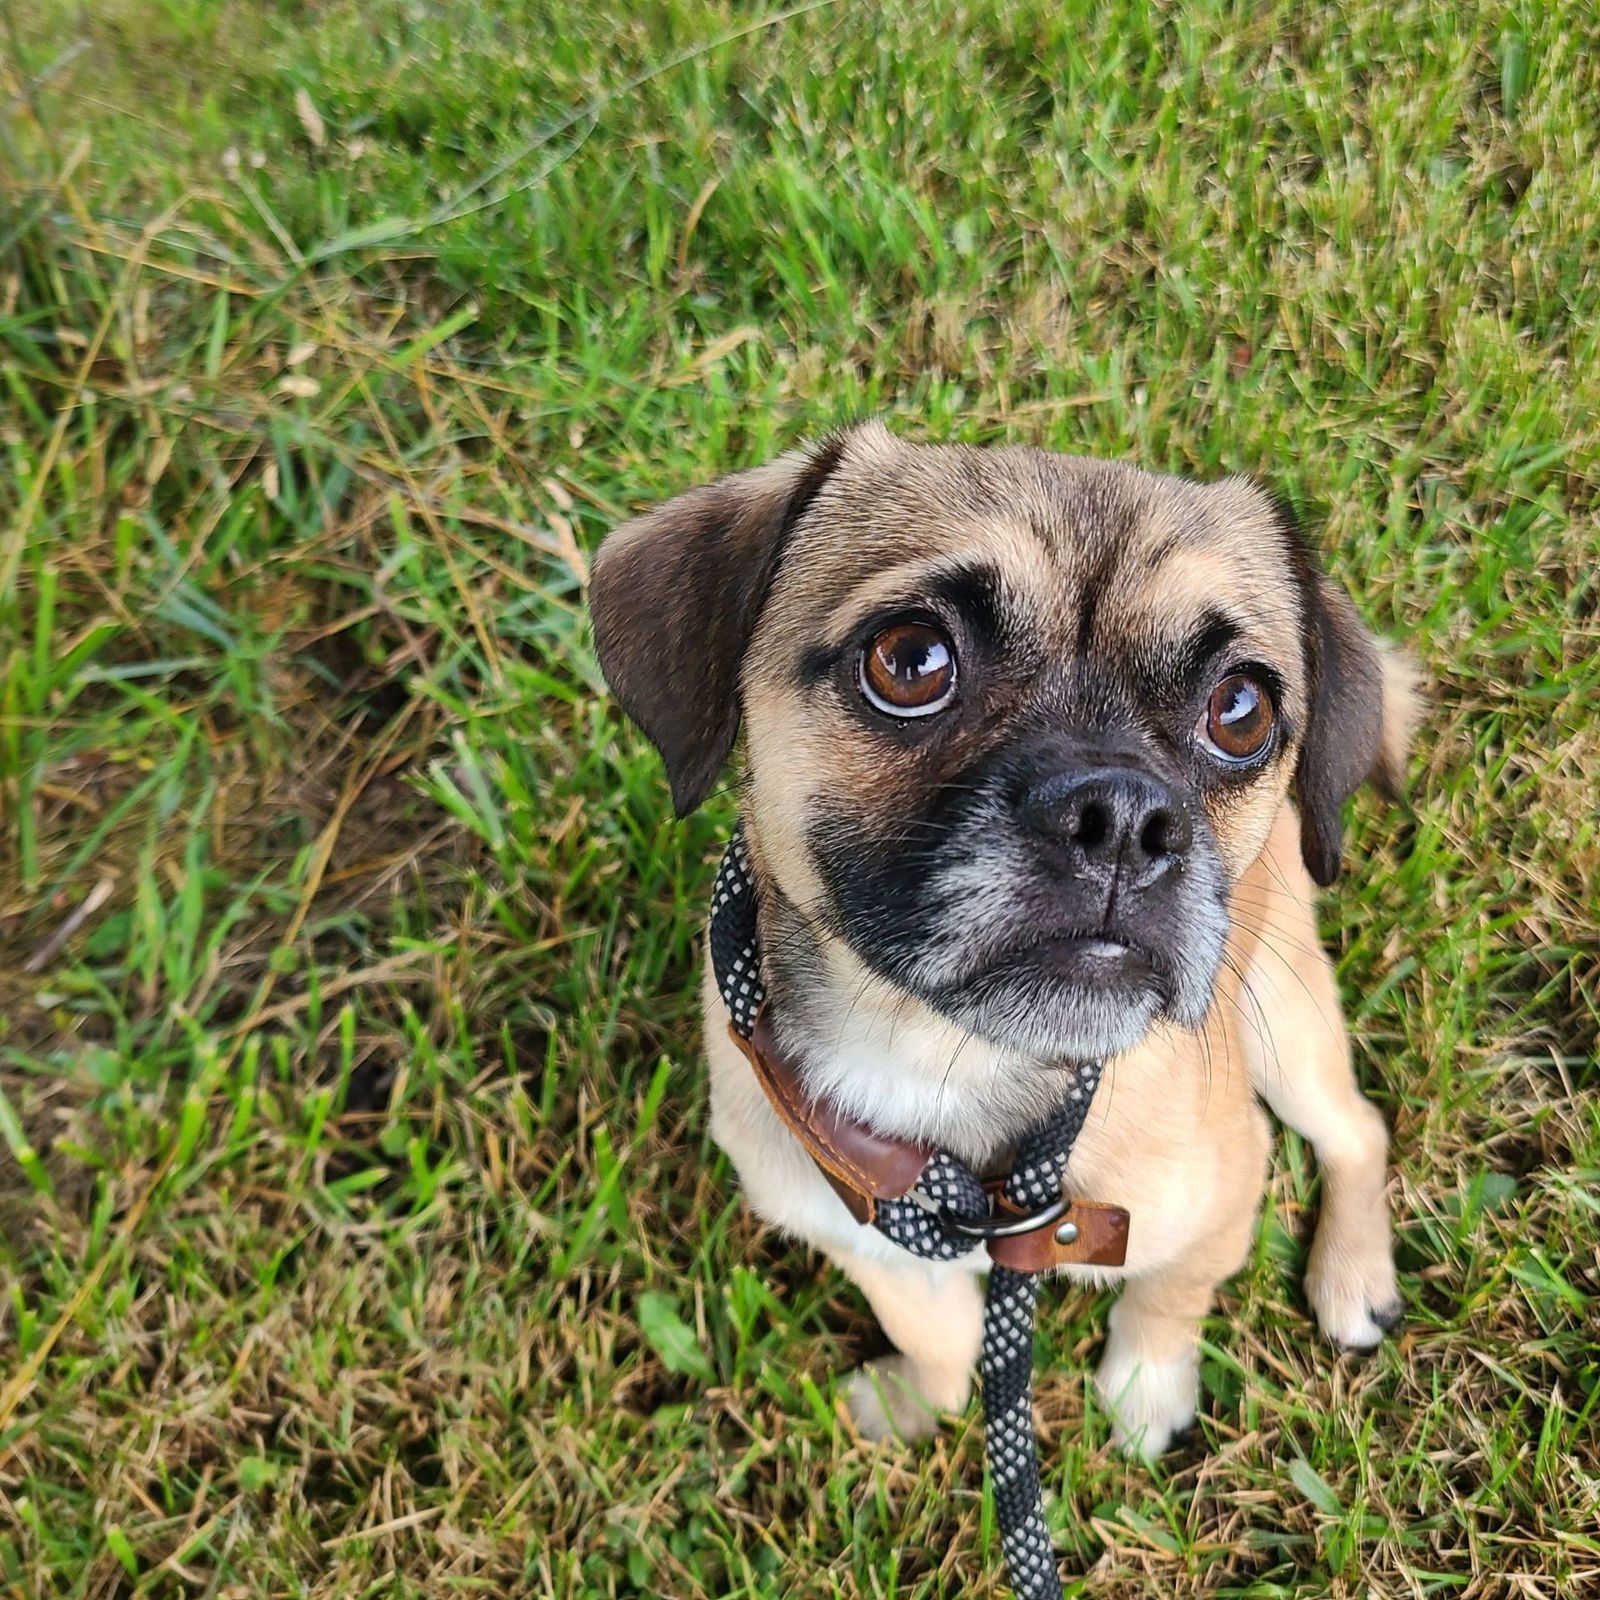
[
  {"left": 987, "top": 1198, "right": 1131, "bottom": 1271},
  {"left": 728, "top": 1014, "right": 933, "bottom": 1223}
]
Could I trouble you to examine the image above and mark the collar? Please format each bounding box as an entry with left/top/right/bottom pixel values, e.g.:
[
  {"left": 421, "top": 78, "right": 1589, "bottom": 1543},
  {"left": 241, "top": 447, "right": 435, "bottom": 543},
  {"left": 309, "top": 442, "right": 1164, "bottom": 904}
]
[{"left": 709, "top": 825, "right": 1129, "bottom": 1272}]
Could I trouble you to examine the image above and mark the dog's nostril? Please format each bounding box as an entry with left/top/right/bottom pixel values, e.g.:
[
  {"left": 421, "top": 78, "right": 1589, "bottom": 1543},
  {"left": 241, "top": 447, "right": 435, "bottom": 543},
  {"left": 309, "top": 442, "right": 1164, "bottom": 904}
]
[
  {"left": 1139, "top": 804, "right": 1192, "bottom": 861},
  {"left": 1140, "top": 810, "right": 1173, "bottom": 858},
  {"left": 1072, "top": 799, "right": 1111, "bottom": 851}
]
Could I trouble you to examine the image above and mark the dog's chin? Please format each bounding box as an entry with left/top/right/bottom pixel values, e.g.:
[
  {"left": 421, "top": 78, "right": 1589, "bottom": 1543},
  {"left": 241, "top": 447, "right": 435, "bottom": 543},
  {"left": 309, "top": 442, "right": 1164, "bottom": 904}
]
[{"left": 922, "top": 936, "right": 1210, "bottom": 1063}]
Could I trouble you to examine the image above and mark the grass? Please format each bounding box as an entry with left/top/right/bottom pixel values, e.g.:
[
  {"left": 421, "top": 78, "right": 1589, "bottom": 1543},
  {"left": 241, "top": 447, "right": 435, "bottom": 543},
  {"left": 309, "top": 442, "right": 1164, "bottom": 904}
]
[{"left": 0, "top": 0, "right": 1596, "bottom": 1593}]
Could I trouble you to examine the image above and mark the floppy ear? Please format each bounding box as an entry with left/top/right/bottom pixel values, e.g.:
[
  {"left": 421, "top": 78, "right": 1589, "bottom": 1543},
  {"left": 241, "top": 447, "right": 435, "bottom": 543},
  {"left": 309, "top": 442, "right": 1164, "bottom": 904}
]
[
  {"left": 1295, "top": 574, "right": 1416, "bottom": 886},
  {"left": 589, "top": 434, "right": 847, "bottom": 815}
]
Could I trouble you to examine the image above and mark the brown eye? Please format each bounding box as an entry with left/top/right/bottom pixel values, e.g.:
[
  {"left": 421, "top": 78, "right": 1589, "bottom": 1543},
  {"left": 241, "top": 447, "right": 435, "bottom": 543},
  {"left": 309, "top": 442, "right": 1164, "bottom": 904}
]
[
  {"left": 1201, "top": 673, "right": 1274, "bottom": 762},
  {"left": 858, "top": 622, "right": 957, "bottom": 717}
]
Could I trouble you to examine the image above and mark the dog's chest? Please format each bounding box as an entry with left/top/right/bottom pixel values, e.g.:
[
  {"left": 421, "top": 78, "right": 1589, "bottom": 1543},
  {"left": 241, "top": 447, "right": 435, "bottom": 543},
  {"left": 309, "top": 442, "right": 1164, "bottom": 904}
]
[{"left": 702, "top": 960, "right": 1265, "bottom": 1283}]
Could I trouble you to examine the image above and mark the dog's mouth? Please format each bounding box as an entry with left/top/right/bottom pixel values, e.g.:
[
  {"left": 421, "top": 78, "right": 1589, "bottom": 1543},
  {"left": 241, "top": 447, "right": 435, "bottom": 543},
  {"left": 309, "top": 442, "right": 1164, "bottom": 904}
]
[
  {"left": 1009, "top": 932, "right": 1158, "bottom": 986},
  {"left": 909, "top": 926, "right": 1174, "bottom": 1053},
  {"left": 903, "top": 920, "right": 1204, "bottom": 1062},
  {"left": 947, "top": 927, "right": 1166, "bottom": 997}
]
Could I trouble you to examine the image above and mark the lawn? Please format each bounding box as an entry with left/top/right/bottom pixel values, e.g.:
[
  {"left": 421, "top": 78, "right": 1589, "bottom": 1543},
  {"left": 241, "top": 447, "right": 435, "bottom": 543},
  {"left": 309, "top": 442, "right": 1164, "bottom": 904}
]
[{"left": 1, "top": 0, "right": 1596, "bottom": 1595}]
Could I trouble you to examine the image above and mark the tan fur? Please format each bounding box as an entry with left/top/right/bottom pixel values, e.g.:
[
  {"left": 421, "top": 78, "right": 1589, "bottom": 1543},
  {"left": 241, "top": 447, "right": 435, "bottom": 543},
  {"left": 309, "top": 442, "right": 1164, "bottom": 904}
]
[
  {"left": 592, "top": 420, "right": 1417, "bottom": 1461},
  {"left": 1375, "top": 641, "right": 1424, "bottom": 794}
]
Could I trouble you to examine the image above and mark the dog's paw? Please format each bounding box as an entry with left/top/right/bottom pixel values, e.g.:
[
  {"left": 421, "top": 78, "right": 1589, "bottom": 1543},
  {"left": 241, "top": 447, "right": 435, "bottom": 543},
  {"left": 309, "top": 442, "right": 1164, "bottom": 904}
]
[
  {"left": 1094, "top": 1341, "right": 1198, "bottom": 1459},
  {"left": 843, "top": 1356, "right": 960, "bottom": 1445},
  {"left": 1306, "top": 1233, "right": 1402, "bottom": 1351}
]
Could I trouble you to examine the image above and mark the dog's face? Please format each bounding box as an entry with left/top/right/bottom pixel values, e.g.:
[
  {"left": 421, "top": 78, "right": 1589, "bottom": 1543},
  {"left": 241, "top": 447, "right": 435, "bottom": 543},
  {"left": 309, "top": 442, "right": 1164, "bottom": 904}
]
[{"left": 593, "top": 422, "right": 1399, "bottom": 1064}]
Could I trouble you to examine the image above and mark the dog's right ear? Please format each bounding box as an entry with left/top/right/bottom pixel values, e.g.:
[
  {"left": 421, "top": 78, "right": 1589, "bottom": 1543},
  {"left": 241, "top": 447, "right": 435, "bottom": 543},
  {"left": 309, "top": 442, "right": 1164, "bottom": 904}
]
[
  {"left": 1293, "top": 573, "right": 1421, "bottom": 887},
  {"left": 589, "top": 433, "right": 848, "bottom": 816}
]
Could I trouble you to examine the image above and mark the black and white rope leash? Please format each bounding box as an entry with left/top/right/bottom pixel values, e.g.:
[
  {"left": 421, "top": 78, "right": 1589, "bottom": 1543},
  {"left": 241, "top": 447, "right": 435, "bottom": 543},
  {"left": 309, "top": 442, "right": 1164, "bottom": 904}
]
[{"left": 709, "top": 827, "right": 1103, "bottom": 1600}]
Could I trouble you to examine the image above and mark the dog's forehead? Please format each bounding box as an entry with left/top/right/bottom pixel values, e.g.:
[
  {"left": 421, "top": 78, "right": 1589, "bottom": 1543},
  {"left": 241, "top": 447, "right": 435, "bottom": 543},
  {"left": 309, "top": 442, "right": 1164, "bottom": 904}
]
[{"left": 769, "top": 439, "right": 1306, "bottom": 669}]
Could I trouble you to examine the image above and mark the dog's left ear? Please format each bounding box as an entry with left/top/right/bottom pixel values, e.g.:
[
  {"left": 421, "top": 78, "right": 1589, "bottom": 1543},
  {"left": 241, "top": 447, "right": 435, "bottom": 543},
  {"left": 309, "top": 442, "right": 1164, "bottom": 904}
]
[
  {"left": 589, "top": 433, "right": 848, "bottom": 816},
  {"left": 1295, "top": 574, "right": 1418, "bottom": 886}
]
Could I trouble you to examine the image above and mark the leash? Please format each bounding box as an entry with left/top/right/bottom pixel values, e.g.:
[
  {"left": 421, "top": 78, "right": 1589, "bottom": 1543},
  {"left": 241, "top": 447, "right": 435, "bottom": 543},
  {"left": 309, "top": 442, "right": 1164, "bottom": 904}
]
[{"left": 709, "top": 826, "right": 1116, "bottom": 1600}]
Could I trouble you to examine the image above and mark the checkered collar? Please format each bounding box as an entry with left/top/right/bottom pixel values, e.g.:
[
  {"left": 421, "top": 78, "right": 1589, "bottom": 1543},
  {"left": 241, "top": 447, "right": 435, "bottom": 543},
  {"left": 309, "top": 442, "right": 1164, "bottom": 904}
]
[{"left": 708, "top": 825, "right": 765, "bottom": 1040}]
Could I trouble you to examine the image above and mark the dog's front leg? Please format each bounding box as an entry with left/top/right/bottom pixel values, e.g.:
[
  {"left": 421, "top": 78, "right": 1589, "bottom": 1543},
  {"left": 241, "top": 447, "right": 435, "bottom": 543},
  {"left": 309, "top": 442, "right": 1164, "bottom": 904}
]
[
  {"left": 1237, "top": 836, "right": 1402, "bottom": 1350},
  {"left": 828, "top": 1242, "right": 984, "bottom": 1444},
  {"left": 1094, "top": 1263, "right": 1218, "bottom": 1457},
  {"left": 1093, "top": 1151, "right": 1268, "bottom": 1460},
  {"left": 1242, "top": 932, "right": 1402, "bottom": 1349}
]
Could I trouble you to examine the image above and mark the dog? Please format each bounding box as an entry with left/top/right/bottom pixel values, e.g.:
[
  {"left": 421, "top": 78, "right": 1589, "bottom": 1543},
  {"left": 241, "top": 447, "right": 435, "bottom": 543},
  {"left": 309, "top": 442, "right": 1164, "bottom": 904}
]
[{"left": 590, "top": 419, "right": 1417, "bottom": 1457}]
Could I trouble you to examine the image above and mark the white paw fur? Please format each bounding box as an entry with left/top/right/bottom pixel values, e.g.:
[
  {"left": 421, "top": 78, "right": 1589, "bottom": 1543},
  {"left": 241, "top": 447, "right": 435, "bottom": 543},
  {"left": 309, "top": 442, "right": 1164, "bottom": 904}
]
[
  {"left": 1095, "top": 1340, "right": 1199, "bottom": 1458},
  {"left": 843, "top": 1355, "right": 965, "bottom": 1444},
  {"left": 1306, "top": 1229, "right": 1402, "bottom": 1350}
]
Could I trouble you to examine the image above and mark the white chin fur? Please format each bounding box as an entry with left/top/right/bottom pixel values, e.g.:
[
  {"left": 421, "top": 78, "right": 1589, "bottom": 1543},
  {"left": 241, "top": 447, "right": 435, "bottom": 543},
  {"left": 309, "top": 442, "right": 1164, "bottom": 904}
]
[{"left": 941, "top": 984, "right": 1165, "bottom": 1062}]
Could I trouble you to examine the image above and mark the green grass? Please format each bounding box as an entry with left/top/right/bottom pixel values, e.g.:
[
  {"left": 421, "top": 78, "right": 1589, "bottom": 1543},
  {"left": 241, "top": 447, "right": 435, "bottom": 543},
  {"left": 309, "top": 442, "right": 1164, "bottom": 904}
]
[{"left": 1, "top": 0, "right": 1597, "bottom": 1593}]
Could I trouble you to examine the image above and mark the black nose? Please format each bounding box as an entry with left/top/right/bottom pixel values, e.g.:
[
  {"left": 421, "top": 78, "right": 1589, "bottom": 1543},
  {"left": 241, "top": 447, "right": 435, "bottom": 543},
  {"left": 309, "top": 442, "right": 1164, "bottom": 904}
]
[{"left": 1021, "top": 767, "right": 1192, "bottom": 887}]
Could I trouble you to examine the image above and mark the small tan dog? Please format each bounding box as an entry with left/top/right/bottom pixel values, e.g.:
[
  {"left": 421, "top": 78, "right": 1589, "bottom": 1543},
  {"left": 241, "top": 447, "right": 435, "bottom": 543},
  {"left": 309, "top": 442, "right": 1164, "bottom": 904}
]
[{"left": 592, "top": 420, "right": 1416, "bottom": 1456}]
